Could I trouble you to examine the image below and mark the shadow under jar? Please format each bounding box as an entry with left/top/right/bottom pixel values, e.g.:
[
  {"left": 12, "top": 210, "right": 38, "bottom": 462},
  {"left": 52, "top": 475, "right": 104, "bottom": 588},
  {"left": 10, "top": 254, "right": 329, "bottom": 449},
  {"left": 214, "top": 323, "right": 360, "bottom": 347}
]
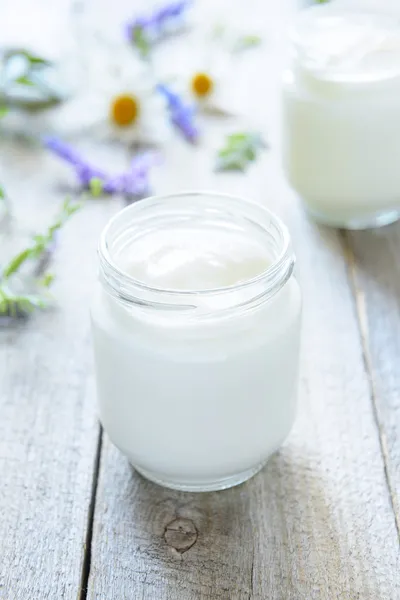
[
  {"left": 282, "top": 1, "right": 400, "bottom": 230},
  {"left": 91, "top": 192, "right": 302, "bottom": 492}
]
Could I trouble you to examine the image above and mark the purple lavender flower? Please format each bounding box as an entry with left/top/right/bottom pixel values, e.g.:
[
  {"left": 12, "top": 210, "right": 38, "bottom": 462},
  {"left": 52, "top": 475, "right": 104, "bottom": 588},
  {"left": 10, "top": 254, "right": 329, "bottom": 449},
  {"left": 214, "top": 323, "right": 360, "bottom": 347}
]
[
  {"left": 43, "top": 136, "right": 107, "bottom": 186},
  {"left": 157, "top": 84, "right": 199, "bottom": 143},
  {"left": 103, "top": 154, "right": 161, "bottom": 199},
  {"left": 43, "top": 137, "right": 159, "bottom": 198},
  {"left": 126, "top": 1, "right": 191, "bottom": 49}
]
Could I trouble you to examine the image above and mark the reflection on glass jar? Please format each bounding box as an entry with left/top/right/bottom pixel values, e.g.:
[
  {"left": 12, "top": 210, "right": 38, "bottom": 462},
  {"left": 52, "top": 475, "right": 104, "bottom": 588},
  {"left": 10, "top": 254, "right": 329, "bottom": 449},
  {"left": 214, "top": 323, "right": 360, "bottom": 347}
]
[
  {"left": 282, "top": 2, "right": 400, "bottom": 229},
  {"left": 91, "top": 192, "right": 302, "bottom": 492}
]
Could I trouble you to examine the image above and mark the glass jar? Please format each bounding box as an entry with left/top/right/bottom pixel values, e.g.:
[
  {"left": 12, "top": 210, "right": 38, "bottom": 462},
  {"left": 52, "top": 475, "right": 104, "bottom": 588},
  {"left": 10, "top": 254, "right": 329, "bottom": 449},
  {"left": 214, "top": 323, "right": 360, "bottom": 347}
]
[
  {"left": 282, "top": 2, "right": 400, "bottom": 229},
  {"left": 91, "top": 192, "right": 302, "bottom": 492}
]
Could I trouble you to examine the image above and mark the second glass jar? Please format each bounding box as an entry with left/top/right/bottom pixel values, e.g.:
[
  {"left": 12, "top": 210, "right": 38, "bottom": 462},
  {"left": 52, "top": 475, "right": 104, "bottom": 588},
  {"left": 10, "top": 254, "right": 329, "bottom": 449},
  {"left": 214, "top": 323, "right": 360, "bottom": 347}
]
[{"left": 282, "top": 2, "right": 400, "bottom": 229}]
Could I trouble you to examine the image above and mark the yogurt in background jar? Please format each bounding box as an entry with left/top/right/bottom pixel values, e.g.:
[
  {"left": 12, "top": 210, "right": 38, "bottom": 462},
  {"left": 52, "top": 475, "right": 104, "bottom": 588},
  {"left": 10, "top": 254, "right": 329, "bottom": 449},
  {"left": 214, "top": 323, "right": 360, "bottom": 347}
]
[{"left": 282, "top": 1, "right": 400, "bottom": 229}]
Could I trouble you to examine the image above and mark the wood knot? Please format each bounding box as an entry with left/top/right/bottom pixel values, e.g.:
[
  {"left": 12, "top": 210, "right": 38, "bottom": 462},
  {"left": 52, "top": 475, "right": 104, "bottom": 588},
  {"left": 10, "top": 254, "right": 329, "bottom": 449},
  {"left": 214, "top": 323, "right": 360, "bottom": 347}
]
[{"left": 164, "top": 518, "right": 198, "bottom": 553}]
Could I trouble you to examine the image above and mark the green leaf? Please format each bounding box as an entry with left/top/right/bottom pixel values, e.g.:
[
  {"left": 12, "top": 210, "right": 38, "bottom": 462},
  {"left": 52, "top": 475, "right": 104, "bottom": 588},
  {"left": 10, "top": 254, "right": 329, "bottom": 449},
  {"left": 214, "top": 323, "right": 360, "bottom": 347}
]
[
  {"left": 211, "top": 23, "right": 226, "bottom": 40},
  {"left": 39, "top": 273, "right": 55, "bottom": 288},
  {"left": 132, "top": 25, "right": 151, "bottom": 59},
  {"left": 233, "top": 34, "right": 262, "bottom": 53},
  {"left": 244, "top": 147, "right": 256, "bottom": 161},
  {"left": 1, "top": 49, "right": 65, "bottom": 108},
  {"left": 0, "top": 285, "right": 51, "bottom": 317},
  {"left": 215, "top": 132, "right": 267, "bottom": 172},
  {"left": 2, "top": 248, "right": 32, "bottom": 279},
  {"left": 89, "top": 177, "right": 104, "bottom": 197},
  {"left": 0, "top": 105, "right": 8, "bottom": 118},
  {"left": 0, "top": 185, "right": 4, "bottom": 200},
  {"left": 0, "top": 199, "right": 78, "bottom": 318},
  {"left": 13, "top": 50, "right": 52, "bottom": 68},
  {"left": 15, "top": 75, "right": 35, "bottom": 86}
]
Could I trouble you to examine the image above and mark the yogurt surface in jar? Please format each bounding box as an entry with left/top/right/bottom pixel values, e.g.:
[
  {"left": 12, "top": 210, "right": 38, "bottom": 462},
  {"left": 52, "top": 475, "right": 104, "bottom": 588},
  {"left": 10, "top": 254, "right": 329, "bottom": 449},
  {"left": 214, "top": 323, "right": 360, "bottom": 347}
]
[
  {"left": 282, "top": 2, "right": 400, "bottom": 229},
  {"left": 91, "top": 193, "right": 302, "bottom": 492},
  {"left": 118, "top": 226, "right": 271, "bottom": 291}
]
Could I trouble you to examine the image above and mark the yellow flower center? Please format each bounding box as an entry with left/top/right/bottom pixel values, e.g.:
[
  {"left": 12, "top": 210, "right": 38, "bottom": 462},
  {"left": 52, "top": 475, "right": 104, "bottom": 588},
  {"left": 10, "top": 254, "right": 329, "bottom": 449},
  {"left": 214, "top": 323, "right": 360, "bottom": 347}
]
[
  {"left": 110, "top": 94, "right": 139, "bottom": 127},
  {"left": 191, "top": 72, "right": 214, "bottom": 98}
]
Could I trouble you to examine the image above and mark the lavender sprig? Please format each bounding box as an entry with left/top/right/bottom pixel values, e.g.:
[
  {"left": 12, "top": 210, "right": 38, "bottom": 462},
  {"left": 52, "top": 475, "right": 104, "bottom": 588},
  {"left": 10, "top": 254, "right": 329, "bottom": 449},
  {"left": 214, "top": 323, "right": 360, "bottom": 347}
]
[
  {"left": 126, "top": 1, "right": 191, "bottom": 57},
  {"left": 106, "top": 153, "right": 161, "bottom": 200},
  {"left": 0, "top": 285, "right": 50, "bottom": 320},
  {"left": 44, "top": 137, "right": 159, "bottom": 199},
  {"left": 2, "top": 199, "right": 79, "bottom": 280},
  {"left": 0, "top": 198, "right": 79, "bottom": 319},
  {"left": 157, "top": 84, "right": 199, "bottom": 143}
]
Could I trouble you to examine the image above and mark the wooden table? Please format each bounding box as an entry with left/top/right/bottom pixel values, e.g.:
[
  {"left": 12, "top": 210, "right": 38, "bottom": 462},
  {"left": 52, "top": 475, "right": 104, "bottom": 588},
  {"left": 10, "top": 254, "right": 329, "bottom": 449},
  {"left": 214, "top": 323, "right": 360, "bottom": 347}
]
[{"left": 1, "top": 1, "right": 399, "bottom": 598}]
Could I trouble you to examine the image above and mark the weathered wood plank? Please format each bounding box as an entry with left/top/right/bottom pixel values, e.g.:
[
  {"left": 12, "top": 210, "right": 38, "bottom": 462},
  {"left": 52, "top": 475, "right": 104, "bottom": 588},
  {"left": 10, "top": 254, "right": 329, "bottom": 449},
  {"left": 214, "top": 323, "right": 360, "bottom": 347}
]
[
  {"left": 0, "top": 1, "right": 118, "bottom": 598},
  {"left": 87, "top": 1, "right": 400, "bottom": 599},
  {"left": 87, "top": 177, "right": 400, "bottom": 600},
  {"left": 0, "top": 136, "right": 121, "bottom": 599},
  {"left": 0, "top": 153, "right": 107, "bottom": 600},
  {"left": 345, "top": 226, "right": 400, "bottom": 536}
]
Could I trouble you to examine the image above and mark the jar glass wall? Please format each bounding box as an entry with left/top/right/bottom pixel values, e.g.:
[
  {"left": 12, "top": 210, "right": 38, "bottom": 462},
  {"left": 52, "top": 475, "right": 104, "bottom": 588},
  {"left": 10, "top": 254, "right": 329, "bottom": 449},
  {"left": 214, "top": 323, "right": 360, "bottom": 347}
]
[{"left": 91, "top": 192, "right": 302, "bottom": 491}]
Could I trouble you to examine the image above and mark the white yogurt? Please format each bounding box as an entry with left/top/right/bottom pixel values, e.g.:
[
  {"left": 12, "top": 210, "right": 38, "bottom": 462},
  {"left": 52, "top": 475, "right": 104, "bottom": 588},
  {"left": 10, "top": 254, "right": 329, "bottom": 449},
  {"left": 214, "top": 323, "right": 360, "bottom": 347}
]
[
  {"left": 118, "top": 227, "right": 271, "bottom": 291},
  {"left": 282, "top": 2, "right": 400, "bottom": 229},
  {"left": 91, "top": 193, "right": 302, "bottom": 491}
]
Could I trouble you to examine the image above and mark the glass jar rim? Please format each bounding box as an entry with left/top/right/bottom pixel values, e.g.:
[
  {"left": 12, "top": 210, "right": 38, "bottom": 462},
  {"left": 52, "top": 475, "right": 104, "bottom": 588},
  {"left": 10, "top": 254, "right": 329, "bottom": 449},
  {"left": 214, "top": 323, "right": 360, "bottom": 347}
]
[{"left": 98, "top": 191, "right": 295, "bottom": 313}]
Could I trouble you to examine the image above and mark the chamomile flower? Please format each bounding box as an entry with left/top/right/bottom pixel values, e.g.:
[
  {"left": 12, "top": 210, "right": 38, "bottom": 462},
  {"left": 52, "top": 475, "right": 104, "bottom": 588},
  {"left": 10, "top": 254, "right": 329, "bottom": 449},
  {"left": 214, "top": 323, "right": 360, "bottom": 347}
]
[
  {"left": 190, "top": 72, "right": 215, "bottom": 102},
  {"left": 188, "top": 63, "right": 230, "bottom": 115},
  {"left": 44, "top": 45, "right": 171, "bottom": 146},
  {"left": 102, "top": 76, "right": 169, "bottom": 146},
  {"left": 163, "top": 51, "right": 232, "bottom": 116}
]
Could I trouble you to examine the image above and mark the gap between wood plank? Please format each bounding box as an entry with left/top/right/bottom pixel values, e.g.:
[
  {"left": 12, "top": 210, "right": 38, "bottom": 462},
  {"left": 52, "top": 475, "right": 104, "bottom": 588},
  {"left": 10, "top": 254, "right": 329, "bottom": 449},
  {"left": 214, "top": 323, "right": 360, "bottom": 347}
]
[
  {"left": 69, "top": 0, "right": 104, "bottom": 593},
  {"left": 339, "top": 228, "right": 400, "bottom": 542},
  {"left": 79, "top": 425, "right": 103, "bottom": 600}
]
